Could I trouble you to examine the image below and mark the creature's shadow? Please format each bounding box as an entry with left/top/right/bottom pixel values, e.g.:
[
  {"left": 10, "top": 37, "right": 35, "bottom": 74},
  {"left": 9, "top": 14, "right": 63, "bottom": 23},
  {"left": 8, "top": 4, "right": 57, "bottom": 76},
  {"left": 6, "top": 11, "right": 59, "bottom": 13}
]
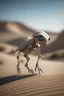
[{"left": 0, "top": 74, "right": 37, "bottom": 86}]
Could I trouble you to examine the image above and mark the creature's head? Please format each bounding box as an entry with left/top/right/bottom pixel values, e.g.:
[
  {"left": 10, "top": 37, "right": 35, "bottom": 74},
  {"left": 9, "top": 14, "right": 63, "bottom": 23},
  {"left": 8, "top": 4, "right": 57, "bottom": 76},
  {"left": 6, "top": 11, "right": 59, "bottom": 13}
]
[{"left": 33, "top": 31, "right": 50, "bottom": 44}]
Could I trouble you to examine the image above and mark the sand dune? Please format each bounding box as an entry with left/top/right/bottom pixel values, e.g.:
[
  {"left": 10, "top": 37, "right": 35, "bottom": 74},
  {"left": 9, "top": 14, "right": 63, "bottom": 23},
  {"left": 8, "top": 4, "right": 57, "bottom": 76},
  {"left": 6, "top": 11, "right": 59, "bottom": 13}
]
[
  {"left": 0, "top": 22, "right": 32, "bottom": 43},
  {"left": 46, "top": 31, "right": 64, "bottom": 53},
  {"left": 0, "top": 21, "right": 58, "bottom": 43},
  {"left": 1, "top": 21, "right": 63, "bottom": 55},
  {"left": 49, "top": 31, "right": 64, "bottom": 51},
  {"left": 0, "top": 74, "right": 64, "bottom": 96},
  {"left": 0, "top": 21, "right": 35, "bottom": 41},
  {"left": 0, "top": 21, "right": 64, "bottom": 96},
  {"left": 0, "top": 43, "right": 17, "bottom": 54},
  {"left": 0, "top": 52, "right": 64, "bottom": 78},
  {"left": 41, "top": 30, "right": 64, "bottom": 53}
]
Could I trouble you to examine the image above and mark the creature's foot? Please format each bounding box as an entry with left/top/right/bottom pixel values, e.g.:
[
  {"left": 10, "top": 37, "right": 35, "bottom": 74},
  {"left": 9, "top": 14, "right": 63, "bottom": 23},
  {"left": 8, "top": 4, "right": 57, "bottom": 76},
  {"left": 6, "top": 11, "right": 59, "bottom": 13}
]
[
  {"left": 35, "top": 63, "right": 43, "bottom": 75},
  {"left": 28, "top": 69, "right": 35, "bottom": 74},
  {"left": 25, "top": 63, "right": 35, "bottom": 74},
  {"left": 35, "top": 63, "right": 39, "bottom": 72},
  {"left": 17, "top": 64, "right": 21, "bottom": 73},
  {"left": 25, "top": 63, "right": 30, "bottom": 74},
  {"left": 38, "top": 67, "right": 43, "bottom": 75}
]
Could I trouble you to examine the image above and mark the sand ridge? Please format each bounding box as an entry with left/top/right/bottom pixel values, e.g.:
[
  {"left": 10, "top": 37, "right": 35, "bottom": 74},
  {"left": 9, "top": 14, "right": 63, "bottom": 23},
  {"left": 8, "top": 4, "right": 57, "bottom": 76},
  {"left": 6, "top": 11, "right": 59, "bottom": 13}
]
[{"left": 0, "top": 74, "right": 64, "bottom": 96}]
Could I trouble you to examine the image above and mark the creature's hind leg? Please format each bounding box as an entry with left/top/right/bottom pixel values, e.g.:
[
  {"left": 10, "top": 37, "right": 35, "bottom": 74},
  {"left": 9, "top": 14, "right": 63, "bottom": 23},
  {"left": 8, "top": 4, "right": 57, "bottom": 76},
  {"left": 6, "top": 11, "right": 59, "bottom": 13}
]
[
  {"left": 34, "top": 45, "right": 43, "bottom": 75},
  {"left": 16, "top": 51, "right": 21, "bottom": 73},
  {"left": 35, "top": 55, "right": 43, "bottom": 75},
  {"left": 24, "top": 54, "right": 34, "bottom": 74}
]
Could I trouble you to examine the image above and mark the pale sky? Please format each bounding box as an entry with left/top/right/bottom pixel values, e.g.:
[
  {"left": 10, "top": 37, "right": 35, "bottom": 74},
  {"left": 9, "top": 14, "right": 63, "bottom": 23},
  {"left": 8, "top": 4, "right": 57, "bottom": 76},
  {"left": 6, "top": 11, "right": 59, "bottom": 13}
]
[{"left": 0, "top": 0, "right": 64, "bottom": 32}]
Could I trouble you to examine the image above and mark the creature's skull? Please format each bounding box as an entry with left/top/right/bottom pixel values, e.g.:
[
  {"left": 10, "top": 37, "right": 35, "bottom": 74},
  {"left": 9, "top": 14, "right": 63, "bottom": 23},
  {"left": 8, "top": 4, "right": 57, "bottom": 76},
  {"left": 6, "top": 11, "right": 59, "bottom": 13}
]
[{"left": 33, "top": 31, "right": 50, "bottom": 44}]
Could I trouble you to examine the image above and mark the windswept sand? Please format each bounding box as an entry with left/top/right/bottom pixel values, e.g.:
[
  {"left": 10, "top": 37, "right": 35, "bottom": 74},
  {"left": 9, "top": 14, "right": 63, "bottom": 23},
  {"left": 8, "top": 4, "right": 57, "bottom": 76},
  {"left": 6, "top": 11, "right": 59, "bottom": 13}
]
[
  {"left": 0, "top": 52, "right": 64, "bottom": 96},
  {"left": 0, "top": 74, "right": 64, "bottom": 96}
]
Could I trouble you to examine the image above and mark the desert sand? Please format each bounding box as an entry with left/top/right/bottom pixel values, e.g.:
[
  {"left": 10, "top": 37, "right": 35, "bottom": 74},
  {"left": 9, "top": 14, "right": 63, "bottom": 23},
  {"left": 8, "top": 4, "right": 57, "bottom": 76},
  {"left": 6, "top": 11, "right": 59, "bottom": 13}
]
[
  {"left": 0, "top": 52, "right": 64, "bottom": 77},
  {"left": 0, "top": 21, "right": 64, "bottom": 96},
  {"left": 0, "top": 52, "right": 64, "bottom": 96},
  {"left": 0, "top": 74, "right": 64, "bottom": 96}
]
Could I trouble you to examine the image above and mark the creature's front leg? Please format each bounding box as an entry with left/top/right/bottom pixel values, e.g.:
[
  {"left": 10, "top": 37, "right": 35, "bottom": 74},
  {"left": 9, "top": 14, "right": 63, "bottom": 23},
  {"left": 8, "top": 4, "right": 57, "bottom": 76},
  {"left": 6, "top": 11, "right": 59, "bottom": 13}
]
[
  {"left": 24, "top": 45, "right": 35, "bottom": 74},
  {"left": 24, "top": 54, "right": 35, "bottom": 74},
  {"left": 16, "top": 51, "right": 21, "bottom": 73},
  {"left": 35, "top": 44, "right": 43, "bottom": 74}
]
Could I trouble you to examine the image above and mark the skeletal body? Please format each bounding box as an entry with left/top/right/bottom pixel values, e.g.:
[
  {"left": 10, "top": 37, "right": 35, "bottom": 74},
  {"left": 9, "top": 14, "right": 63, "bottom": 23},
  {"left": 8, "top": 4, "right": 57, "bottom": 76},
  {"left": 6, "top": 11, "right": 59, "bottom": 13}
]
[{"left": 14, "top": 31, "right": 50, "bottom": 74}]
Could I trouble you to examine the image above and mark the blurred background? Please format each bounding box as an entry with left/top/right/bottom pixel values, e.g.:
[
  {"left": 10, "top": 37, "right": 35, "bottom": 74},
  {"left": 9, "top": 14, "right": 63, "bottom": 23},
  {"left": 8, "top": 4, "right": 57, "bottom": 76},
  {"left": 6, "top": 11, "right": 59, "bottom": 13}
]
[
  {"left": 0, "top": 0, "right": 64, "bottom": 59},
  {"left": 0, "top": 0, "right": 64, "bottom": 76}
]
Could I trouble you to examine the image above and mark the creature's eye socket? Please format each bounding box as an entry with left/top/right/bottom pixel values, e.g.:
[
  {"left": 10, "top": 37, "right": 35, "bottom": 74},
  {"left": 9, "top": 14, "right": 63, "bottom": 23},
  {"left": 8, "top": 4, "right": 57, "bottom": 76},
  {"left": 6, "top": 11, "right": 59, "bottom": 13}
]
[{"left": 37, "top": 35, "right": 44, "bottom": 41}]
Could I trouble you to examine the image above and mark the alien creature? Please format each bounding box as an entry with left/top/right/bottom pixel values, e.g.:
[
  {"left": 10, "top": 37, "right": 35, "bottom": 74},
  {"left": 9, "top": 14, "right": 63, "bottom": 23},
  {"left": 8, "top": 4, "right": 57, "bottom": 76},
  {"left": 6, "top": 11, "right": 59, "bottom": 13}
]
[{"left": 14, "top": 31, "right": 50, "bottom": 74}]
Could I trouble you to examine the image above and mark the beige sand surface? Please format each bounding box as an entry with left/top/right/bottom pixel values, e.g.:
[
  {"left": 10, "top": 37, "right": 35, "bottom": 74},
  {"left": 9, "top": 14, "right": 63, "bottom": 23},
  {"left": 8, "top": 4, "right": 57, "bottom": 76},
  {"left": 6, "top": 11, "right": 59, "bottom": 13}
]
[
  {"left": 0, "top": 74, "right": 64, "bottom": 96},
  {"left": 0, "top": 52, "right": 64, "bottom": 78}
]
